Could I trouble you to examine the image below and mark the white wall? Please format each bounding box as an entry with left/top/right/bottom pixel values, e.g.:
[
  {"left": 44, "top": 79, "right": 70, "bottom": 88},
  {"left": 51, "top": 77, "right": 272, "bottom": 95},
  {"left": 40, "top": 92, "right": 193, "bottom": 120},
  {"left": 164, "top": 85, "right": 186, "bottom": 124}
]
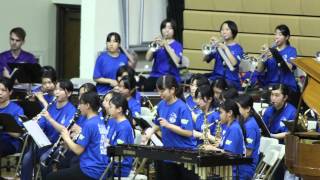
[{"left": 0, "top": 0, "right": 57, "bottom": 67}]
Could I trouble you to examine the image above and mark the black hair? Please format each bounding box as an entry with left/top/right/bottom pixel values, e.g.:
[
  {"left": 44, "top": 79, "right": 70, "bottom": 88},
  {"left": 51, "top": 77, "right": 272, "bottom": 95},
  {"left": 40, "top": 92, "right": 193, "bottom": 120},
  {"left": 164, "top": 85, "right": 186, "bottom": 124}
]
[
  {"left": 106, "top": 32, "right": 121, "bottom": 43},
  {"left": 271, "top": 84, "right": 289, "bottom": 97},
  {"left": 235, "top": 94, "right": 261, "bottom": 144},
  {"left": 0, "top": 77, "right": 14, "bottom": 91},
  {"left": 119, "top": 75, "right": 137, "bottom": 97},
  {"left": 275, "top": 24, "right": 291, "bottom": 45},
  {"left": 195, "top": 84, "right": 215, "bottom": 109},
  {"left": 58, "top": 79, "right": 74, "bottom": 93},
  {"left": 109, "top": 92, "right": 135, "bottom": 134},
  {"left": 220, "top": 99, "right": 246, "bottom": 144},
  {"left": 222, "top": 87, "right": 238, "bottom": 100},
  {"left": 160, "top": 19, "right": 177, "bottom": 38},
  {"left": 116, "top": 65, "right": 136, "bottom": 81},
  {"left": 211, "top": 78, "right": 228, "bottom": 91},
  {"left": 190, "top": 74, "right": 210, "bottom": 87},
  {"left": 79, "top": 83, "right": 97, "bottom": 94},
  {"left": 10, "top": 27, "right": 26, "bottom": 41},
  {"left": 220, "top": 20, "right": 238, "bottom": 39},
  {"left": 220, "top": 99, "right": 240, "bottom": 118},
  {"left": 80, "top": 92, "right": 100, "bottom": 112},
  {"left": 41, "top": 66, "right": 57, "bottom": 83},
  {"left": 156, "top": 75, "right": 184, "bottom": 101}
]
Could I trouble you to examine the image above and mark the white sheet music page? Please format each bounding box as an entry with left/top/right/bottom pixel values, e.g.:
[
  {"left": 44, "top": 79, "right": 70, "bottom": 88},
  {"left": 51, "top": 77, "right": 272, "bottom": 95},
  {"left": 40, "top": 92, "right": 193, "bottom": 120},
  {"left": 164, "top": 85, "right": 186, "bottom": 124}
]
[{"left": 23, "top": 120, "right": 52, "bottom": 148}]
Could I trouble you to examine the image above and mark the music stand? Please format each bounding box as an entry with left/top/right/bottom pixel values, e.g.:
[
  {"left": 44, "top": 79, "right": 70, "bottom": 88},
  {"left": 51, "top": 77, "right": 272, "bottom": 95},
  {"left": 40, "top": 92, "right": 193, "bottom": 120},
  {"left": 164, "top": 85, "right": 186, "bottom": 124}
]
[
  {"left": 0, "top": 113, "right": 23, "bottom": 134},
  {"left": 8, "top": 63, "right": 42, "bottom": 83}
]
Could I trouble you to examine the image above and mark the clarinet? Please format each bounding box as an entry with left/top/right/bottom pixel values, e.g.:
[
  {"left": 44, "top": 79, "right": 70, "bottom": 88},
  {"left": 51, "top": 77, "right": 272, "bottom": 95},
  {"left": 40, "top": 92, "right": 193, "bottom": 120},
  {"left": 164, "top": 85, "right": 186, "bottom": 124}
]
[{"left": 41, "top": 107, "right": 81, "bottom": 167}]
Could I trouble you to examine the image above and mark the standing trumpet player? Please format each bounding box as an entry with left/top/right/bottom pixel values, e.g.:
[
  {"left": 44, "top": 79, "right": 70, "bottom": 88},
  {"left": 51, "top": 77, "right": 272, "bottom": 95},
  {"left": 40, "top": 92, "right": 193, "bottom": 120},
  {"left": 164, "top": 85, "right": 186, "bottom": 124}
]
[
  {"left": 144, "top": 19, "right": 183, "bottom": 91},
  {"left": 203, "top": 20, "right": 244, "bottom": 90}
]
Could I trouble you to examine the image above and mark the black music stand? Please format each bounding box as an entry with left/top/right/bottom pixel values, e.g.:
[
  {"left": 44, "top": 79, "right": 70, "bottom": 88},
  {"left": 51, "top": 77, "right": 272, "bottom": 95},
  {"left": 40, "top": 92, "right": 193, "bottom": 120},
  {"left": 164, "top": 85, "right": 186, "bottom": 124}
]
[
  {"left": 0, "top": 113, "right": 23, "bottom": 134},
  {"left": 8, "top": 63, "right": 42, "bottom": 83}
]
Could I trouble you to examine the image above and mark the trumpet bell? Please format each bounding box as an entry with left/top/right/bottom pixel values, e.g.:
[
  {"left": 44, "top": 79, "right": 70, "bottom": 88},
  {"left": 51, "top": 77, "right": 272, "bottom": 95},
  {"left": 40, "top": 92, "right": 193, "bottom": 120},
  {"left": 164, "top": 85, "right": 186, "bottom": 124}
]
[
  {"left": 201, "top": 43, "right": 216, "bottom": 55},
  {"left": 149, "top": 42, "right": 160, "bottom": 52}
]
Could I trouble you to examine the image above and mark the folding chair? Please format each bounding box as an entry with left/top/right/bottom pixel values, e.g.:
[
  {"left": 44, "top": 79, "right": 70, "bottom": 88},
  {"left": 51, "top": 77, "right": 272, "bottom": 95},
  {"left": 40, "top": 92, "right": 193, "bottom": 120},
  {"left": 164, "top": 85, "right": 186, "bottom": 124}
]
[
  {"left": 255, "top": 137, "right": 279, "bottom": 175},
  {"left": 253, "top": 149, "right": 279, "bottom": 180}
]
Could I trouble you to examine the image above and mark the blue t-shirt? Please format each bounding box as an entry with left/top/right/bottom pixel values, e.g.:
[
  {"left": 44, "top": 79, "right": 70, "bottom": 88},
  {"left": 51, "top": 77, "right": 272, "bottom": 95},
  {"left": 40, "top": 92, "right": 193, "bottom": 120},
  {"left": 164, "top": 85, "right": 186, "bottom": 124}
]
[
  {"left": 263, "top": 45, "right": 297, "bottom": 91},
  {"left": 194, "top": 110, "right": 220, "bottom": 146},
  {"left": 109, "top": 119, "right": 134, "bottom": 177},
  {"left": 154, "top": 99, "right": 195, "bottom": 148},
  {"left": 208, "top": 43, "right": 244, "bottom": 90},
  {"left": 219, "top": 120, "right": 245, "bottom": 179},
  {"left": 185, "top": 95, "right": 202, "bottom": 117},
  {"left": 150, "top": 40, "right": 183, "bottom": 82},
  {"left": 263, "top": 103, "right": 296, "bottom": 135},
  {"left": 239, "top": 116, "right": 261, "bottom": 179},
  {"left": 128, "top": 97, "right": 141, "bottom": 118},
  {"left": 93, "top": 52, "right": 128, "bottom": 94},
  {"left": 0, "top": 101, "right": 24, "bottom": 151},
  {"left": 77, "top": 115, "right": 109, "bottom": 179},
  {"left": 38, "top": 101, "right": 76, "bottom": 143}
]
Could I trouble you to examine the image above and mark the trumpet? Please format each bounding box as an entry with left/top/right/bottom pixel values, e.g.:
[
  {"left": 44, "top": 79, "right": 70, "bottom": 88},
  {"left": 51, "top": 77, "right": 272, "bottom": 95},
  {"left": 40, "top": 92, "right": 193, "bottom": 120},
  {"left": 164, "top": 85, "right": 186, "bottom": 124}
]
[
  {"left": 201, "top": 38, "right": 224, "bottom": 56},
  {"left": 251, "top": 41, "right": 277, "bottom": 63},
  {"left": 148, "top": 37, "right": 164, "bottom": 52}
]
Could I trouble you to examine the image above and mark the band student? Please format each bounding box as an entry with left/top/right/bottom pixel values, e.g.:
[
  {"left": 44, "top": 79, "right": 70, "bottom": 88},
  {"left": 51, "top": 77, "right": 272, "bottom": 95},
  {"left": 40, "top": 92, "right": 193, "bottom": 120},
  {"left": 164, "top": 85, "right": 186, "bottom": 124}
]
[
  {"left": 21, "top": 80, "right": 76, "bottom": 180},
  {"left": 142, "top": 75, "right": 197, "bottom": 180},
  {"left": 0, "top": 77, "right": 24, "bottom": 158},
  {"left": 46, "top": 92, "right": 108, "bottom": 180},
  {"left": 144, "top": 19, "right": 184, "bottom": 91},
  {"left": 203, "top": 20, "right": 244, "bottom": 90},
  {"left": 93, "top": 32, "right": 135, "bottom": 94}
]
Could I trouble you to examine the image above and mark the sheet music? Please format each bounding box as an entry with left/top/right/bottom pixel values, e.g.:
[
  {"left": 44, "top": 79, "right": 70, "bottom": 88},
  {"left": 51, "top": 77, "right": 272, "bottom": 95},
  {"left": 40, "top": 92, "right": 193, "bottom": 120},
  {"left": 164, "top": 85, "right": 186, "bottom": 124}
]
[{"left": 23, "top": 120, "right": 51, "bottom": 148}]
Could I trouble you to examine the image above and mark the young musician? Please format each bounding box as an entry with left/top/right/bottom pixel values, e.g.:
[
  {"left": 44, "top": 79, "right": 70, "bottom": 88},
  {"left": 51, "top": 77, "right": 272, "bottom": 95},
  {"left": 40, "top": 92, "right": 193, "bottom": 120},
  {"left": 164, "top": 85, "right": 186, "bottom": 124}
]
[
  {"left": 117, "top": 75, "right": 141, "bottom": 118},
  {"left": 0, "top": 77, "right": 24, "bottom": 157},
  {"left": 30, "top": 66, "right": 57, "bottom": 108},
  {"left": 256, "top": 24, "right": 299, "bottom": 105},
  {"left": 144, "top": 19, "right": 183, "bottom": 91},
  {"left": 211, "top": 78, "right": 228, "bottom": 110},
  {"left": 21, "top": 80, "right": 76, "bottom": 180},
  {"left": 203, "top": 20, "right": 244, "bottom": 90},
  {"left": 46, "top": 92, "right": 109, "bottom": 180},
  {"left": 107, "top": 93, "right": 135, "bottom": 177},
  {"left": 186, "top": 74, "right": 210, "bottom": 122},
  {"left": 205, "top": 99, "right": 245, "bottom": 179},
  {"left": 262, "top": 84, "right": 296, "bottom": 142},
  {"left": 142, "top": 75, "right": 196, "bottom": 180},
  {"left": 93, "top": 32, "right": 135, "bottom": 94},
  {"left": 192, "top": 84, "right": 220, "bottom": 146},
  {"left": 236, "top": 95, "right": 261, "bottom": 179},
  {"left": 116, "top": 65, "right": 141, "bottom": 103}
]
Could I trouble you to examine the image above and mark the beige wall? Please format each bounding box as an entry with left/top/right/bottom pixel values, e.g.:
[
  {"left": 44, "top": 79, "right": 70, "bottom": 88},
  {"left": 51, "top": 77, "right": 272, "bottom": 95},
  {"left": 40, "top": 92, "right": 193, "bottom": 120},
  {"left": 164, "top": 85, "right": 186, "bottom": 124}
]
[{"left": 0, "top": 0, "right": 57, "bottom": 67}]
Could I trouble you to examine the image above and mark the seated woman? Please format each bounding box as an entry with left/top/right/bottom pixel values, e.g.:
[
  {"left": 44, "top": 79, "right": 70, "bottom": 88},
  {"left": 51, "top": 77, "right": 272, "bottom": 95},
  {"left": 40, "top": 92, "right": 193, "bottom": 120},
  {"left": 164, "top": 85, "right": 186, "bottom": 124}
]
[
  {"left": 144, "top": 19, "right": 184, "bottom": 91},
  {"left": 30, "top": 65, "right": 57, "bottom": 108},
  {"left": 186, "top": 74, "right": 210, "bottom": 122},
  {"left": 0, "top": 77, "right": 24, "bottom": 158},
  {"left": 262, "top": 84, "right": 296, "bottom": 142},
  {"left": 203, "top": 20, "right": 244, "bottom": 90},
  {"left": 117, "top": 75, "right": 141, "bottom": 118},
  {"left": 93, "top": 32, "right": 135, "bottom": 94},
  {"left": 21, "top": 80, "right": 76, "bottom": 180},
  {"left": 192, "top": 84, "right": 220, "bottom": 146},
  {"left": 46, "top": 92, "right": 109, "bottom": 180}
]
